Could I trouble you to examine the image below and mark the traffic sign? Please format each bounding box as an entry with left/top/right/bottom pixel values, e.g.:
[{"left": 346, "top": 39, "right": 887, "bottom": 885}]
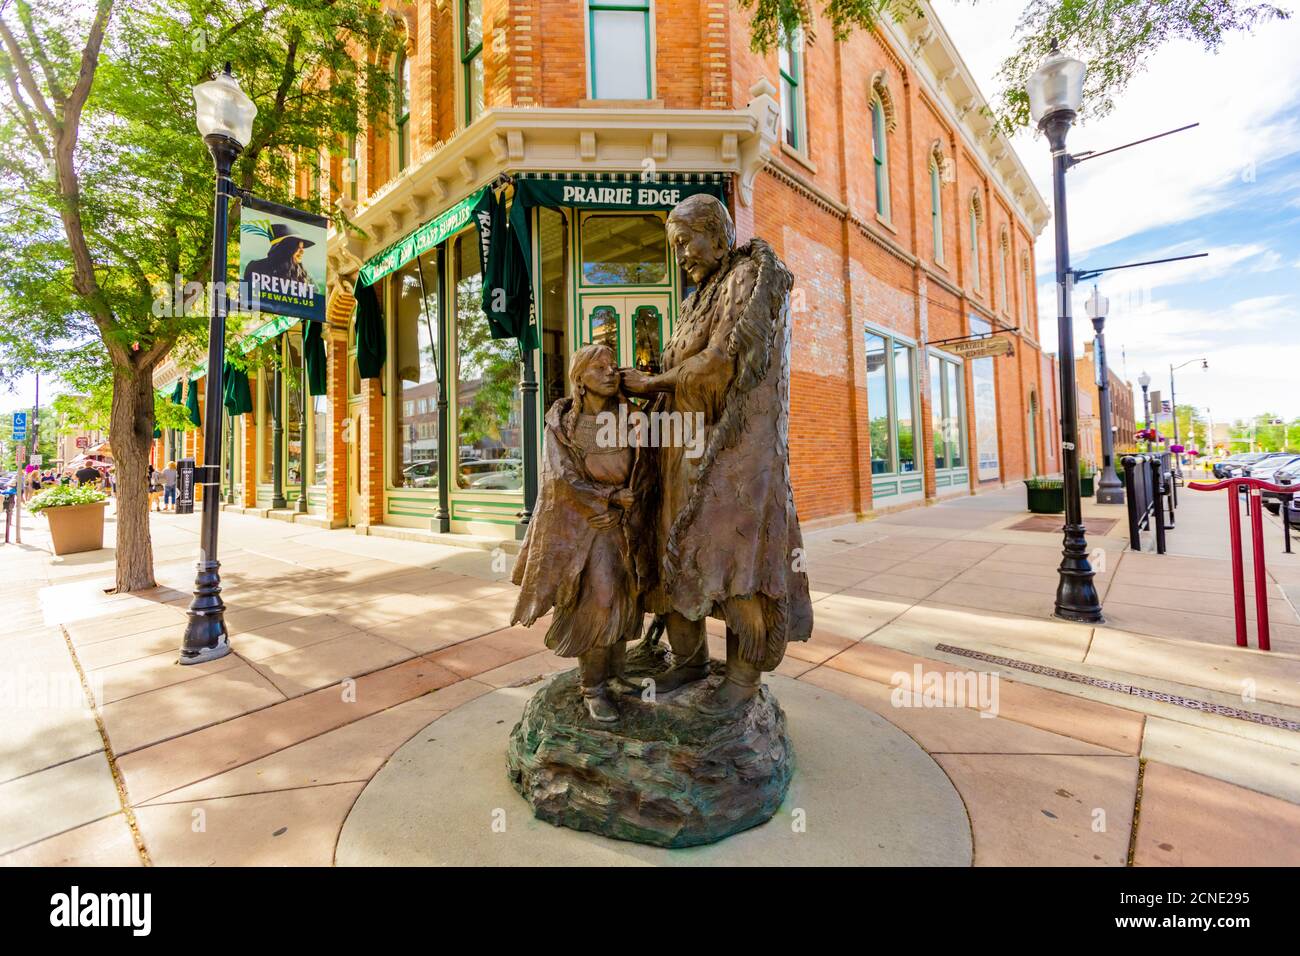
[
  {"left": 11, "top": 411, "right": 26, "bottom": 441},
  {"left": 30, "top": 454, "right": 42, "bottom": 467},
  {"left": 75, "top": 436, "right": 89, "bottom": 449}
]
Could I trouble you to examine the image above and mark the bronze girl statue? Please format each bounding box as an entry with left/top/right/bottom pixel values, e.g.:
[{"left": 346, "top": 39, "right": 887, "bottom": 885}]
[{"left": 511, "top": 342, "right": 644, "bottom": 722}]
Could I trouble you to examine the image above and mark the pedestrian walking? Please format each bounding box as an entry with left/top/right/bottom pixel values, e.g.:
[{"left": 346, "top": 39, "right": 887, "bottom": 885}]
[
  {"left": 160, "top": 460, "right": 177, "bottom": 512},
  {"left": 148, "top": 464, "right": 163, "bottom": 512}
]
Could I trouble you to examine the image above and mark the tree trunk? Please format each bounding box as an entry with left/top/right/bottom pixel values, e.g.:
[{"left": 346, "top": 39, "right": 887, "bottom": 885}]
[{"left": 110, "top": 363, "right": 157, "bottom": 592}]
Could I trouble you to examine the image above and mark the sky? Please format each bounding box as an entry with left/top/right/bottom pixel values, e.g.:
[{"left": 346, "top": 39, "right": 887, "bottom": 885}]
[{"left": 932, "top": 0, "right": 1300, "bottom": 426}]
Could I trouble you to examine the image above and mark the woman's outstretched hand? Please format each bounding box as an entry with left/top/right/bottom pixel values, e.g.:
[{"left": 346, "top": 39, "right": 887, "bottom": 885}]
[{"left": 619, "top": 368, "right": 656, "bottom": 396}]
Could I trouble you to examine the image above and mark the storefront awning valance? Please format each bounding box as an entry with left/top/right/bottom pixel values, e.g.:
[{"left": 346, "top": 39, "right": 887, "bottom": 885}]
[{"left": 358, "top": 186, "right": 487, "bottom": 290}]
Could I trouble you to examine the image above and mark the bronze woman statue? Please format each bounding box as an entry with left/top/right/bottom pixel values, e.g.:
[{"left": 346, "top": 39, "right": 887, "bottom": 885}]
[
  {"left": 622, "top": 194, "right": 813, "bottom": 715},
  {"left": 511, "top": 343, "right": 643, "bottom": 723}
]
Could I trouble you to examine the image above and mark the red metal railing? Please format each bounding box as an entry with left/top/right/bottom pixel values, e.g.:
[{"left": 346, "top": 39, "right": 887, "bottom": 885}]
[{"left": 1187, "top": 476, "right": 1290, "bottom": 651}]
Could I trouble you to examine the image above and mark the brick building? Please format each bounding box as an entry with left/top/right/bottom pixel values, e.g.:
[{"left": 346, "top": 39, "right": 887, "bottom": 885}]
[{"left": 156, "top": 0, "right": 1057, "bottom": 539}]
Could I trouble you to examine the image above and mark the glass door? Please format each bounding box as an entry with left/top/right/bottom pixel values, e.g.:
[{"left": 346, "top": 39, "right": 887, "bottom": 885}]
[{"left": 577, "top": 293, "right": 670, "bottom": 371}]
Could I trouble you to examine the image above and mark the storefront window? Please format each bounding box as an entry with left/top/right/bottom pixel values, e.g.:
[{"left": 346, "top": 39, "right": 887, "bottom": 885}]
[
  {"left": 931, "top": 353, "right": 966, "bottom": 472},
  {"left": 969, "top": 315, "right": 999, "bottom": 480},
  {"left": 866, "top": 333, "right": 890, "bottom": 474},
  {"left": 866, "top": 328, "right": 917, "bottom": 476},
  {"left": 285, "top": 332, "right": 304, "bottom": 487},
  {"left": 894, "top": 341, "right": 915, "bottom": 472},
  {"left": 947, "top": 362, "right": 965, "bottom": 469},
  {"left": 258, "top": 375, "right": 273, "bottom": 483},
  {"left": 539, "top": 208, "right": 570, "bottom": 410},
  {"left": 588, "top": 0, "right": 651, "bottom": 100},
  {"left": 580, "top": 214, "right": 667, "bottom": 285},
  {"left": 930, "top": 355, "right": 946, "bottom": 471},
  {"left": 454, "top": 231, "right": 522, "bottom": 491},
  {"left": 391, "top": 253, "right": 440, "bottom": 489},
  {"left": 312, "top": 394, "right": 328, "bottom": 485}
]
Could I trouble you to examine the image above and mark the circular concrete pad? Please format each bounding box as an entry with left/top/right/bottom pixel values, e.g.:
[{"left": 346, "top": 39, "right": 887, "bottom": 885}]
[{"left": 336, "top": 675, "right": 972, "bottom": 866}]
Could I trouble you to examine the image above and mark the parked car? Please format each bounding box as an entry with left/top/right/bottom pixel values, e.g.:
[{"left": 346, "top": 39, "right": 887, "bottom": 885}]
[
  {"left": 1214, "top": 452, "right": 1267, "bottom": 478},
  {"left": 1236, "top": 453, "right": 1298, "bottom": 479},
  {"left": 401, "top": 459, "right": 439, "bottom": 489},
  {"left": 1263, "top": 459, "right": 1300, "bottom": 514},
  {"left": 458, "top": 458, "right": 521, "bottom": 489}
]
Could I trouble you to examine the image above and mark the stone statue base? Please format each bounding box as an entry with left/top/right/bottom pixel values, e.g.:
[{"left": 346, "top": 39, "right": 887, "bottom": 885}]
[{"left": 506, "top": 644, "right": 794, "bottom": 848}]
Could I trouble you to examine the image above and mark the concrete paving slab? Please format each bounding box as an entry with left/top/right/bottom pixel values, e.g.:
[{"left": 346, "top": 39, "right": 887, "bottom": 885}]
[
  {"left": 1134, "top": 762, "right": 1300, "bottom": 866},
  {"left": 0, "top": 812, "right": 140, "bottom": 867},
  {"left": 249, "top": 631, "right": 416, "bottom": 698},
  {"left": 935, "top": 752, "right": 1138, "bottom": 866},
  {"left": 0, "top": 752, "right": 121, "bottom": 856},
  {"left": 133, "top": 781, "right": 364, "bottom": 866},
  {"left": 115, "top": 657, "right": 463, "bottom": 804},
  {"left": 100, "top": 661, "right": 286, "bottom": 755},
  {"left": 1140, "top": 716, "right": 1300, "bottom": 804},
  {"left": 141, "top": 690, "right": 477, "bottom": 804}
]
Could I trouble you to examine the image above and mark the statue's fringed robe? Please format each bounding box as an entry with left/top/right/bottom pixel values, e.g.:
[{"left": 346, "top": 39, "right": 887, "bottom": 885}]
[
  {"left": 642, "top": 238, "right": 813, "bottom": 670},
  {"left": 511, "top": 398, "right": 642, "bottom": 657}
]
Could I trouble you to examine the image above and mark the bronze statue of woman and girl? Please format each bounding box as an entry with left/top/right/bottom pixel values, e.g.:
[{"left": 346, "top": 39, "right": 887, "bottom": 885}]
[{"left": 511, "top": 194, "right": 813, "bottom": 724}]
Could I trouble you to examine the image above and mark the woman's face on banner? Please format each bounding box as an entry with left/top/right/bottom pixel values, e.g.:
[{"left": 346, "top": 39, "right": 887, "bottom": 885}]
[{"left": 291, "top": 240, "right": 306, "bottom": 264}]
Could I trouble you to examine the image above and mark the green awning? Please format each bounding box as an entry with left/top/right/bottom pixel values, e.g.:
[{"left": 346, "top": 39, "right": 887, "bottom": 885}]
[
  {"left": 187, "top": 313, "right": 300, "bottom": 381},
  {"left": 358, "top": 186, "right": 486, "bottom": 289},
  {"left": 223, "top": 361, "right": 254, "bottom": 416},
  {"left": 304, "top": 320, "right": 327, "bottom": 396},
  {"left": 185, "top": 379, "right": 202, "bottom": 427}
]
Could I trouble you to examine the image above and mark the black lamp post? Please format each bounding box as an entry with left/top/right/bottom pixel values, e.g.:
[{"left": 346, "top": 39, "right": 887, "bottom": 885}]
[
  {"left": 180, "top": 64, "right": 256, "bottom": 665},
  {"left": 1169, "top": 357, "right": 1207, "bottom": 468},
  {"left": 297, "top": 334, "right": 308, "bottom": 514},
  {"left": 1086, "top": 287, "right": 1123, "bottom": 504},
  {"left": 1139, "top": 370, "right": 1152, "bottom": 450},
  {"left": 1029, "top": 41, "right": 1102, "bottom": 623}
]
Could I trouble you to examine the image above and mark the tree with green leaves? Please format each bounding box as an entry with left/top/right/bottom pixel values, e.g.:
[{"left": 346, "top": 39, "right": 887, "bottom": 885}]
[
  {"left": 0, "top": 0, "right": 400, "bottom": 591},
  {"left": 740, "top": 0, "right": 1289, "bottom": 129}
]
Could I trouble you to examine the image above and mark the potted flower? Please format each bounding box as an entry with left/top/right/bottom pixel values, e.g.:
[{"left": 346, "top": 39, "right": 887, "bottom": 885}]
[
  {"left": 1024, "top": 476, "right": 1065, "bottom": 514},
  {"left": 28, "top": 484, "right": 110, "bottom": 555}
]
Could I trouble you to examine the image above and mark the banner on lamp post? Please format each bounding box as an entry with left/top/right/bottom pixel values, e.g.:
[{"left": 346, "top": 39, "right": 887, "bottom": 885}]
[{"left": 237, "top": 195, "right": 328, "bottom": 324}]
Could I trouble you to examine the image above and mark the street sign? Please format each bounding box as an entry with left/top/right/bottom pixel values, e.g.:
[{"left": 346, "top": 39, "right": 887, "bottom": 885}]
[
  {"left": 947, "top": 336, "right": 1015, "bottom": 360},
  {"left": 75, "top": 436, "right": 89, "bottom": 449},
  {"left": 11, "top": 411, "right": 26, "bottom": 442},
  {"left": 30, "top": 454, "right": 42, "bottom": 467}
]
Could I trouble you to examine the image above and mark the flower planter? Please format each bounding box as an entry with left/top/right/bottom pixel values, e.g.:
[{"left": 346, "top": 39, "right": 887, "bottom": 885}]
[
  {"left": 1080, "top": 475, "right": 1095, "bottom": 497},
  {"left": 43, "top": 501, "right": 109, "bottom": 555},
  {"left": 1024, "top": 480, "right": 1065, "bottom": 514}
]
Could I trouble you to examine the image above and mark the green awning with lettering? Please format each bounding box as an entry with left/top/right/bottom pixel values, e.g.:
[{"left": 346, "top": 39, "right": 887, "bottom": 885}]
[{"left": 357, "top": 186, "right": 487, "bottom": 289}]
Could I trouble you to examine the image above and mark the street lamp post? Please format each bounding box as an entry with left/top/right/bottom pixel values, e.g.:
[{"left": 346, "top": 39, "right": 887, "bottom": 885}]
[
  {"left": 1139, "top": 371, "right": 1152, "bottom": 450},
  {"left": 180, "top": 65, "right": 256, "bottom": 665},
  {"left": 1029, "top": 41, "right": 1102, "bottom": 623},
  {"left": 297, "top": 335, "right": 308, "bottom": 514},
  {"left": 1086, "top": 287, "right": 1123, "bottom": 504},
  {"left": 1169, "top": 357, "right": 1207, "bottom": 467}
]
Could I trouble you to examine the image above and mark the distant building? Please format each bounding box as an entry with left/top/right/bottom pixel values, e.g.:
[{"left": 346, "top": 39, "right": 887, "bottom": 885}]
[{"left": 1075, "top": 341, "right": 1136, "bottom": 472}]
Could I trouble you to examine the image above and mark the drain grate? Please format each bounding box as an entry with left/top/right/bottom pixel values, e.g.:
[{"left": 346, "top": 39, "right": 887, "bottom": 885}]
[{"left": 934, "top": 644, "right": 1300, "bottom": 732}]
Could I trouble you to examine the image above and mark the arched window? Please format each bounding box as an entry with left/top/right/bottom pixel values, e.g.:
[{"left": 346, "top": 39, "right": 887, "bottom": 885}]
[
  {"left": 998, "top": 228, "right": 1010, "bottom": 314},
  {"left": 968, "top": 192, "right": 983, "bottom": 292},
  {"left": 871, "top": 96, "right": 891, "bottom": 220},
  {"left": 1019, "top": 252, "right": 1031, "bottom": 324},
  {"left": 929, "top": 143, "right": 945, "bottom": 263},
  {"left": 394, "top": 52, "right": 411, "bottom": 170}
]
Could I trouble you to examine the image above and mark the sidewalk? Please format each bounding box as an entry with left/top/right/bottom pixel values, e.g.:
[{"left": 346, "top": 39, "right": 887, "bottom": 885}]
[{"left": 2, "top": 482, "right": 1298, "bottom": 867}]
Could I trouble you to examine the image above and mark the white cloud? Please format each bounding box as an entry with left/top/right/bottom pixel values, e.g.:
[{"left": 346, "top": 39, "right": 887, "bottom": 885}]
[{"left": 932, "top": 1, "right": 1300, "bottom": 254}]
